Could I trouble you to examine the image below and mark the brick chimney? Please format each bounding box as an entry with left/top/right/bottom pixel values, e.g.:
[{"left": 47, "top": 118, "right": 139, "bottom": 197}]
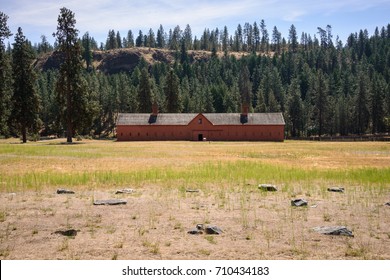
[
  {"left": 240, "top": 103, "right": 249, "bottom": 124},
  {"left": 149, "top": 102, "right": 158, "bottom": 124},
  {"left": 152, "top": 102, "right": 159, "bottom": 116}
]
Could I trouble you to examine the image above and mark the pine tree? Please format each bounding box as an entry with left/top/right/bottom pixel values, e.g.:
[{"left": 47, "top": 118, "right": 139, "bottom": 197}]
[
  {"left": 238, "top": 64, "right": 252, "bottom": 106},
  {"left": 11, "top": 27, "right": 41, "bottom": 143},
  {"left": 271, "top": 26, "right": 281, "bottom": 54},
  {"left": 288, "top": 24, "right": 298, "bottom": 52},
  {"left": 116, "top": 31, "right": 122, "bottom": 48},
  {"left": 127, "top": 30, "right": 134, "bottom": 47},
  {"left": 287, "top": 79, "right": 303, "bottom": 137},
  {"left": 81, "top": 32, "right": 93, "bottom": 70},
  {"left": 106, "top": 29, "right": 117, "bottom": 50},
  {"left": 222, "top": 26, "right": 229, "bottom": 54},
  {"left": 354, "top": 68, "right": 370, "bottom": 134},
  {"left": 149, "top": 29, "right": 156, "bottom": 48},
  {"left": 137, "top": 68, "right": 153, "bottom": 112},
  {"left": 37, "top": 35, "right": 53, "bottom": 54},
  {"left": 164, "top": 70, "right": 181, "bottom": 112},
  {"left": 255, "top": 88, "right": 267, "bottom": 112},
  {"left": 0, "top": 11, "right": 12, "bottom": 136},
  {"left": 312, "top": 70, "right": 328, "bottom": 138},
  {"left": 260, "top": 19, "right": 269, "bottom": 53},
  {"left": 253, "top": 22, "right": 260, "bottom": 51},
  {"left": 54, "top": 7, "right": 89, "bottom": 142},
  {"left": 183, "top": 24, "right": 193, "bottom": 50},
  {"left": 157, "top": 25, "right": 165, "bottom": 48},
  {"left": 268, "top": 90, "right": 280, "bottom": 112},
  {"left": 136, "top": 30, "right": 143, "bottom": 47},
  {"left": 371, "top": 74, "right": 386, "bottom": 133}
]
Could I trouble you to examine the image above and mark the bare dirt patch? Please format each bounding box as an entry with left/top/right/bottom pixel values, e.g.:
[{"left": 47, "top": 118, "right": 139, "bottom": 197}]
[{"left": 1, "top": 183, "right": 389, "bottom": 260}]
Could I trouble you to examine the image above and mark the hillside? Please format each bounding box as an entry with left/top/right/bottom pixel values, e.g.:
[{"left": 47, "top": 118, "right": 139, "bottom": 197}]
[{"left": 34, "top": 47, "right": 253, "bottom": 74}]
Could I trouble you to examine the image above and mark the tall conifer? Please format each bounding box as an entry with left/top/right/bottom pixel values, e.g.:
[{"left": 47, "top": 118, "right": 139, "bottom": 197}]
[
  {"left": 54, "top": 7, "right": 88, "bottom": 142},
  {"left": 11, "top": 27, "right": 41, "bottom": 143}
]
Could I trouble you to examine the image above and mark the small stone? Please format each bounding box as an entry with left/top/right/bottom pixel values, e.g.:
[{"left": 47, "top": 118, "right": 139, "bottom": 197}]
[
  {"left": 187, "top": 224, "right": 204, "bottom": 234},
  {"left": 291, "top": 198, "right": 308, "bottom": 207},
  {"left": 258, "top": 184, "right": 278, "bottom": 192},
  {"left": 205, "top": 225, "right": 223, "bottom": 235},
  {"left": 385, "top": 202, "right": 390, "bottom": 206},
  {"left": 93, "top": 199, "right": 127, "bottom": 205},
  {"left": 313, "top": 226, "right": 354, "bottom": 237},
  {"left": 56, "top": 188, "right": 75, "bottom": 194},
  {"left": 186, "top": 189, "right": 200, "bottom": 193},
  {"left": 54, "top": 229, "right": 79, "bottom": 237},
  {"left": 327, "top": 187, "right": 345, "bottom": 193},
  {"left": 187, "top": 229, "right": 203, "bottom": 234},
  {"left": 115, "top": 188, "right": 135, "bottom": 194}
]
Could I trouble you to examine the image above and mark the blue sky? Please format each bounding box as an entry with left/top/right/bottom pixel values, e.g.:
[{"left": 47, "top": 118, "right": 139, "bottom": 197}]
[{"left": 2, "top": 0, "right": 390, "bottom": 46}]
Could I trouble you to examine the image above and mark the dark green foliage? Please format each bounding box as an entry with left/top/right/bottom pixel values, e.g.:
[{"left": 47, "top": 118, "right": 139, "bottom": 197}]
[
  {"left": 11, "top": 27, "right": 41, "bottom": 143},
  {"left": 137, "top": 68, "right": 153, "bottom": 112},
  {"left": 312, "top": 70, "right": 328, "bottom": 138},
  {"left": 164, "top": 70, "right": 182, "bottom": 113},
  {"left": 0, "top": 11, "right": 12, "bottom": 136},
  {"left": 2, "top": 13, "right": 390, "bottom": 139},
  {"left": 81, "top": 32, "right": 93, "bottom": 70},
  {"left": 55, "top": 7, "right": 90, "bottom": 142}
]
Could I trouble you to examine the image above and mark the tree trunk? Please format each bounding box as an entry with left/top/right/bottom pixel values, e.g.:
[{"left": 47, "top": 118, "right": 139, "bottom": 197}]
[
  {"left": 66, "top": 99, "right": 72, "bottom": 143},
  {"left": 66, "top": 64, "right": 72, "bottom": 143},
  {"left": 22, "top": 126, "right": 27, "bottom": 143}
]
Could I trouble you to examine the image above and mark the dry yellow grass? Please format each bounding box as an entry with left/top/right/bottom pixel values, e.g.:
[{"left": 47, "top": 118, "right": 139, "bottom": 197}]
[{"left": 0, "top": 139, "right": 389, "bottom": 259}]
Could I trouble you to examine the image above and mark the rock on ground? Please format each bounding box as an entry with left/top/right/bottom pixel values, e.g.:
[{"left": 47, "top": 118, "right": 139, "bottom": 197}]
[
  {"left": 54, "top": 229, "right": 79, "bottom": 237},
  {"left": 115, "top": 189, "right": 135, "bottom": 194},
  {"left": 327, "top": 187, "right": 345, "bottom": 193},
  {"left": 93, "top": 199, "right": 127, "bottom": 205},
  {"left": 258, "top": 184, "right": 278, "bottom": 191},
  {"left": 291, "top": 198, "right": 308, "bottom": 207},
  {"left": 313, "top": 226, "right": 354, "bottom": 237},
  {"left": 56, "top": 188, "right": 75, "bottom": 194}
]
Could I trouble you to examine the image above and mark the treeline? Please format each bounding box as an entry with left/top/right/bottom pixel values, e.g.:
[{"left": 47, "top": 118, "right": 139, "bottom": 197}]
[
  {"left": 33, "top": 21, "right": 332, "bottom": 55},
  {"left": 1, "top": 9, "right": 390, "bottom": 140}
]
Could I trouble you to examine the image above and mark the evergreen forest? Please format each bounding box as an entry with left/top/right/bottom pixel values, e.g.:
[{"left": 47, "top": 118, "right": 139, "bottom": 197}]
[{"left": 1, "top": 9, "right": 390, "bottom": 141}]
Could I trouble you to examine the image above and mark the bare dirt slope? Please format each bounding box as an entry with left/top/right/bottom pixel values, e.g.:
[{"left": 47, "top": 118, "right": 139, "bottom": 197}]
[{"left": 34, "top": 47, "right": 258, "bottom": 74}]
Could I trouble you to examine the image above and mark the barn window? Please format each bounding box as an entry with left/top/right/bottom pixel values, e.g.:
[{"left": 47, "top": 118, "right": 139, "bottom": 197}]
[
  {"left": 121, "top": 133, "right": 123, "bottom": 136},
  {"left": 146, "top": 132, "right": 148, "bottom": 137},
  {"left": 138, "top": 132, "right": 140, "bottom": 136},
  {"left": 198, "top": 118, "right": 202, "bottom": 124},
  {"left": 130, "top": 133, "right": 132, "bottom": 136}
]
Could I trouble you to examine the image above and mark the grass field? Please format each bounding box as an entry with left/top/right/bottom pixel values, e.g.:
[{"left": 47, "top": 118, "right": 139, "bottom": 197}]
[{"left": 0, "top": 139, "right": 389, "bottom": 259}]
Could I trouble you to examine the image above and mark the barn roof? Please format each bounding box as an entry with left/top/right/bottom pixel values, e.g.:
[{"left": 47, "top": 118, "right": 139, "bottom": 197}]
[
  {"left": 117, "top": 112, "right": 285, "bottom": 126},
  {"left": 203, "top": 113, "right": 285, "bottom": 125}
]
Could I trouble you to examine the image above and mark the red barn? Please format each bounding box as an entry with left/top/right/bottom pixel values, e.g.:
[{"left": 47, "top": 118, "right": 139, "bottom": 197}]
[{"left": 116, "top": 105, "right": 285, "bottom": 141}]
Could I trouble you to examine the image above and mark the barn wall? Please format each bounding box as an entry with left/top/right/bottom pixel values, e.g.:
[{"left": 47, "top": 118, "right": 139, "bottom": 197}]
[{"left": 116, "top": 124, "right": 284, "bottom": 141}]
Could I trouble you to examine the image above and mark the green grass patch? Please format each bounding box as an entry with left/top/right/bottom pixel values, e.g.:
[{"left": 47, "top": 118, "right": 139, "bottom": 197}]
[{"left": 1, "top": 160, "right": 389, "bottom": 191}]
